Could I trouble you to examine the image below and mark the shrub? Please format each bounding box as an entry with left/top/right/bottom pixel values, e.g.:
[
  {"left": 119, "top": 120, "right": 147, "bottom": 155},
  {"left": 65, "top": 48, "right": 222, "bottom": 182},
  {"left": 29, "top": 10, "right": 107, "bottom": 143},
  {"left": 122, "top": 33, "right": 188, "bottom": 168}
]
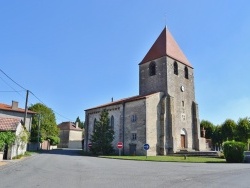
[
  {"left": 0, "top": 131, "right": 16, "bottom": 151},
  {"left": 0, "top": 140, "right": 5, "bottom": 152},
  {"left": 47, "top": 136, "right": 60, "bottom": 145},
  {"left": 223, "top": 141, "right": 246, "bottom": 163}
]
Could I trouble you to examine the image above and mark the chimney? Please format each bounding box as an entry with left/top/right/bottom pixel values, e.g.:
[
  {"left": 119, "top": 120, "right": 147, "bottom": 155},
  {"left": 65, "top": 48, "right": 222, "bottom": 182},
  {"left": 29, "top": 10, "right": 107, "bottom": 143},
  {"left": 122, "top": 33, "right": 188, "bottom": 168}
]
[
  {"left": 76, "top": 122, "right": 79, "bottom": 129},
  {"left": 12, "top": 101, "right": 18, "bottom": 110}
]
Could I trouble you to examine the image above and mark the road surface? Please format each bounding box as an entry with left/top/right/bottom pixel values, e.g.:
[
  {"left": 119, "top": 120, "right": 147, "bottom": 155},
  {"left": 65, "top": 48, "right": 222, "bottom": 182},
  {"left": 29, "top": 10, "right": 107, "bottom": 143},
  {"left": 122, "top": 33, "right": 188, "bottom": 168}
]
[{"left": 1, "top": 149, "right": 250, "bottom": 188}]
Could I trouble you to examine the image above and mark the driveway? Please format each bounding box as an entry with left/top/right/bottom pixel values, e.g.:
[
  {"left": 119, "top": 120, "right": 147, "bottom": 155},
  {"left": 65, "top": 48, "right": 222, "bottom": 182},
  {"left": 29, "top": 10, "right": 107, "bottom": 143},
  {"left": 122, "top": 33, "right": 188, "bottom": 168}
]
[{"left": 0, "top": 149, "right": 250, "bottom": 188}]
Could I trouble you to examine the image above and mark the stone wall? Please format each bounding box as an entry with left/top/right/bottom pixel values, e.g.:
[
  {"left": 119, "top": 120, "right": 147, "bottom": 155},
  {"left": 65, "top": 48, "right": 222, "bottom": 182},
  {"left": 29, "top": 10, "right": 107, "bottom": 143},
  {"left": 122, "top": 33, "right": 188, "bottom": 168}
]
[
  {"left": 68, "top": 130, "right": 83, "bottom": 149},
  {"left": 58, "top": 130, "right": 70, "bottom": 148},
  {"left": 139, "top": 55, "right": 204, "bottom": 153},
  {"left": 27, "top": 142, "right": 40, "bottom": 151},
  {"left": 68, "top": 141, "right": 82, "bottom": 149},
  {"left": 123, "top": 99, "right": 146, "bottom": 156},
  {"left": 166, "top": 57, "right": 196, "bottom": 152},
  {"left": 139, "top": 57, "right": 167, "bottom": 96},
  {"left": 145, "top": 92, "right": 164, "bottom": 156},
  {"left": 84, "top": 104, "right": 122, "bottom": 152}
]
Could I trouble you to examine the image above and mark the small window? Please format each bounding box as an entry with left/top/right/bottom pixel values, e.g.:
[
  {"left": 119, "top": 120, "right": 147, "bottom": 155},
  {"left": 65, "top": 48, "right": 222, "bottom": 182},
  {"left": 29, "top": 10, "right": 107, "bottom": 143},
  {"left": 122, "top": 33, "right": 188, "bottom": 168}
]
[
  {"left": 110, "top": 116, "right": 114, "bottom": 130},
  {"left": 132, "top": 133, "right": 137, "bottom": 140},
  {"left": 185, "top": 66, "right": 189, "bottom": 79},
  {"left": 131, "top": 115, "right": 137, "bottom": 122},
  {"left": 174, "top": 62, "right": 178, "bottom": 75},
  {"left": 182, "top": 101, "right": 184, "bottom": 107},
  {"left": 149, "top": 61, "right": 156, "bottom": 76}
]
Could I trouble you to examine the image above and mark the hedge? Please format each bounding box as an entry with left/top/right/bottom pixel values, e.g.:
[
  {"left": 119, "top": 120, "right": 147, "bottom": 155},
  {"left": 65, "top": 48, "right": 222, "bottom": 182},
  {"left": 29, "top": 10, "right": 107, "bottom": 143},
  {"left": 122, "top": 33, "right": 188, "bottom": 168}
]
[{"left": 223, "top": 141, "right": 246, "bottom": 163}]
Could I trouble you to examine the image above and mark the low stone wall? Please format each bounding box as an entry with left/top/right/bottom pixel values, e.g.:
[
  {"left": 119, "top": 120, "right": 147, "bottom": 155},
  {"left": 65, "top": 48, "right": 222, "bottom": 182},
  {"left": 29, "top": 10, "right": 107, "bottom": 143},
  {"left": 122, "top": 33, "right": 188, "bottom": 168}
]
[
  {"left": 68, "top": 141, "right": 82, "bottom": 149},
  {"left": 243, "top": 151, "right": 250, "bottom": 163},
  {"left": 50, "top": 145, "right": 57, "bottom": 150},
  {"left": 27, "top": 143, "right": 40, "bottom": 151}
]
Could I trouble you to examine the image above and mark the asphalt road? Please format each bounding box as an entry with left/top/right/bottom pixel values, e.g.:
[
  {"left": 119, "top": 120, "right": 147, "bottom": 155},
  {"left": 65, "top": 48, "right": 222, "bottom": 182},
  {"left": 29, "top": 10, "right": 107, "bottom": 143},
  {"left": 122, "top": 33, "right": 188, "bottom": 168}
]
[{"left": 1, "top": 149, "right": 250, "bottom": 188}]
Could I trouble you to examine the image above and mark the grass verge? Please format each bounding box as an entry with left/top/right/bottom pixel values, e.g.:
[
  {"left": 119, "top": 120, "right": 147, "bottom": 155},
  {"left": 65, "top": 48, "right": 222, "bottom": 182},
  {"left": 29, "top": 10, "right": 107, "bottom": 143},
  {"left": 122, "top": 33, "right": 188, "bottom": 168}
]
[
  {"left": 12, "top": 151, "right": 33, "bottom": 160},
  {"left": 100, "top": 155, "right": 226, "bottom": 163}
]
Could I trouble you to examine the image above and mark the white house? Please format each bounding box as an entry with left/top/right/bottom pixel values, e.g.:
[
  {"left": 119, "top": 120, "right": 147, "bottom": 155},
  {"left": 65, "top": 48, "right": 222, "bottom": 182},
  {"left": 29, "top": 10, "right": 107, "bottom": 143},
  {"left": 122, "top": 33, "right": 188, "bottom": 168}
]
[{"left": 0, "top": 117, "right": 28, "bottom": 159}]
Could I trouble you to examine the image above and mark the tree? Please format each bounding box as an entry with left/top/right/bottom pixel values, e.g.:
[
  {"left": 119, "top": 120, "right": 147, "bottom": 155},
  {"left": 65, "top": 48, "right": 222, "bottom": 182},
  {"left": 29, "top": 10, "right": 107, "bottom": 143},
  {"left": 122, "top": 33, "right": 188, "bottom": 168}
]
[
  {"left": 200, "top": 120, "right": 215, "bottom": 139},
  {"left": 29, "top": 103, "right": 59, "bottom": 143},
  {"left": 236, "top": 117, "right": 250, "bottom": 143},
  {"left": 212, "top": 125, "right": 223, "bottom": 150},
  {"left": 90, "top": 109, "right": 114, "bottom": 155},
  {"left": 75, "top": 116, "right": 84, "bottom": 129},
  {"left": 221, "top": 119, "right": 236, "bottom": 141}
]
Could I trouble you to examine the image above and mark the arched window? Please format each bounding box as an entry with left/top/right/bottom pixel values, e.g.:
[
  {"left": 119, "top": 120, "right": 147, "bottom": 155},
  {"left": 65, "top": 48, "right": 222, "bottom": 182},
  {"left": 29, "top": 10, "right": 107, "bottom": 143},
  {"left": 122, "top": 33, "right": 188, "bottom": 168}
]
[
  {"left": 174, "top": 62, "right": 178, "bottom": 75},
  {"left": 110, "top": 116, "right": 114, "bottom": 130},
  {"left": 180, "top": 128, "right": 186, "bottom": 135},
  {"left": 184, "top": 66, "right": 189, "bottom": 79},
  {"left": 149, "top": 61, "right": 156, "bottom": 76}
]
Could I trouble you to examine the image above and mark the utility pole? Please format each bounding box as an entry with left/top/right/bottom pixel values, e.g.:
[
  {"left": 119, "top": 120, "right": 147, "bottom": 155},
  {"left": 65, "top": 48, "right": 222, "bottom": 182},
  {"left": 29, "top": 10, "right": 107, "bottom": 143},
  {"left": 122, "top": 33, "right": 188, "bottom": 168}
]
[
  {"left": 24, "top": 90, "right": 29, "bottom": 129},
  {"left": 37, "top": 114, "right": 41, "bottom": 150}
]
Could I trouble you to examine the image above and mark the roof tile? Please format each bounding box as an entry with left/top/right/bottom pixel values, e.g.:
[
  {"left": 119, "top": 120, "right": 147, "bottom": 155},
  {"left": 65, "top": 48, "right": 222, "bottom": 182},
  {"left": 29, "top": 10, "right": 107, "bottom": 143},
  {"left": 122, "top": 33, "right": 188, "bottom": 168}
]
[
  {"left": 140, "top": 27, "right": 192, "bottom": 67},
  {"left": 0, "top": 103, "right": 36, "bottom": 114},
  {"left": 85, "top": 93, "right": 159, "bottom": 111},
  {"left": 0, "top": 117, "right": 21, "bottom": 131},
  {"left": 58, "top": 122, "right": 82, "bottom": 131}
]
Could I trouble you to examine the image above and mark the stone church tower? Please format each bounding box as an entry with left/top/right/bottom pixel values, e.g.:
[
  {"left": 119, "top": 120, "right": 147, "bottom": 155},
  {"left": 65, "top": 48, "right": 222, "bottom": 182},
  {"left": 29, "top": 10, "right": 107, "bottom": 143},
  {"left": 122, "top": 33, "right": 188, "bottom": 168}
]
[
  {"left": 139, "top": 27, "right": 205, "bottom": 153},
  {"left": 84, "top": 27, "right": 206, "bottom": 156}
]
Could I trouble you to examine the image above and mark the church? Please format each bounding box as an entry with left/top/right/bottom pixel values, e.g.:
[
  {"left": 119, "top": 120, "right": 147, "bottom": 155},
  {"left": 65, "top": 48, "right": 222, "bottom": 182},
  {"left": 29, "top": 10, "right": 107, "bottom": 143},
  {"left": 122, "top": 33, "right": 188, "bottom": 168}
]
[{"left": 84, "top": 27, "right": 207, "bottom": 156}]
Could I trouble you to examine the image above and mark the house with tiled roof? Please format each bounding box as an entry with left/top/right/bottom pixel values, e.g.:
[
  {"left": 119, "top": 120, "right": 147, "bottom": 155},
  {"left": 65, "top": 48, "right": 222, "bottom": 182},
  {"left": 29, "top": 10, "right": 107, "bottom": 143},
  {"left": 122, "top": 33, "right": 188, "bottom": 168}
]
[
  {"left": 0, "top": 101, "right": 36, "bottom": 132},
  {"left": 58, "top": 122, "right": 83, "bottom": 149},
  {"left": 0, "top": 117, "right": 28, "bottom": 160},
  {"left": 84, "top": 27, "right": 207, "bottom": 156}
]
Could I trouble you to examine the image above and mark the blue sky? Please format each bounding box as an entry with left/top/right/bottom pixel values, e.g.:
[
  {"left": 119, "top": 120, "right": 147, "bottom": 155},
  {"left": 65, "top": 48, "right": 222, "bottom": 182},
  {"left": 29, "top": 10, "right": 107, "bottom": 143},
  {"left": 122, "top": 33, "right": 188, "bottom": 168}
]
[{"left": 0, "top": 1, "right": 249, "bottom": 125}]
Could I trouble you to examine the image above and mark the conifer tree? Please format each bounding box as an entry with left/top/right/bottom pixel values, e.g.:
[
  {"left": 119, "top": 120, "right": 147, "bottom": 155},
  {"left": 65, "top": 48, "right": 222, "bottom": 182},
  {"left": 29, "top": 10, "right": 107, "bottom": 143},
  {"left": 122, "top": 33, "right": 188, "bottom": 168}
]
[
  {"left": 75, "top": 116, "right": 84, "bottom": 129},
  {"left": 90, "top": 109, "right": 114, "bottom": 155}
]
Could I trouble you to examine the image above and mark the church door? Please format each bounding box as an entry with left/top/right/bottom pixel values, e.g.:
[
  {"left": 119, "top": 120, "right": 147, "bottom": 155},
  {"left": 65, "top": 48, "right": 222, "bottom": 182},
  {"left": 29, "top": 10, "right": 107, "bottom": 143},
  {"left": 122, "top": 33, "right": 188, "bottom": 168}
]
[{"left": 181, "top": 135, "right": 185, "bottom": 148}]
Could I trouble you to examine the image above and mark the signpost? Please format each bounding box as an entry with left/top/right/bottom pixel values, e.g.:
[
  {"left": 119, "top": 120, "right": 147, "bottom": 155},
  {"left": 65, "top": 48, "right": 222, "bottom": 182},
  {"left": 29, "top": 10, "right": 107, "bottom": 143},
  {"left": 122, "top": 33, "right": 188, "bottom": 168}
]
[
  {"left": 143, "top": 143, "right": 150, "bottom": 159},
  {"left": 117, "top": 142, "right": 123, "bottom": 156}
]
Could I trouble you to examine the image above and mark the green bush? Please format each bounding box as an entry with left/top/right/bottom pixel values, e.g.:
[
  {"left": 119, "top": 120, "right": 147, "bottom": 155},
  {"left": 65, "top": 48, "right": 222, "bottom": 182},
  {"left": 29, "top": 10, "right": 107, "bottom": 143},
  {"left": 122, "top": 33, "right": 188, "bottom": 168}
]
[
  {"left": 0, "top": 140, "right": 5, "bottom": 152},
  {"left": 0, "top": 131, "right": 16, "bottom": 151},
  {"left": 47, "top": 136, "right": 60, "bottom": 145},
  {"left": 223, "top": 141, "right": 246, "bottom": 163}
]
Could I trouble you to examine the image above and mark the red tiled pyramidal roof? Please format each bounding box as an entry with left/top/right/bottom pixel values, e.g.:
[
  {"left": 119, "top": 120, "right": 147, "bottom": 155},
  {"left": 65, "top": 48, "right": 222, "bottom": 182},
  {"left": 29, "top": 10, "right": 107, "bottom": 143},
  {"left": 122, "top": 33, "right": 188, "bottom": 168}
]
[
  {"left": 0, "top": 117, "right": 21, "bottom": 131},
  {"left": 139, "top": 27, "right": 192, "bottom": 68}
]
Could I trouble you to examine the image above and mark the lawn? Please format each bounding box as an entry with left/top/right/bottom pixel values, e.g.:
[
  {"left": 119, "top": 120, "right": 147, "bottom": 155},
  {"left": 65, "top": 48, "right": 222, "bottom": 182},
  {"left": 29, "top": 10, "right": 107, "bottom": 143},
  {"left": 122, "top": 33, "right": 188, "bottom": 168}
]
[{"left": 100, "top": 155, "right": 226, "bottom": 163}]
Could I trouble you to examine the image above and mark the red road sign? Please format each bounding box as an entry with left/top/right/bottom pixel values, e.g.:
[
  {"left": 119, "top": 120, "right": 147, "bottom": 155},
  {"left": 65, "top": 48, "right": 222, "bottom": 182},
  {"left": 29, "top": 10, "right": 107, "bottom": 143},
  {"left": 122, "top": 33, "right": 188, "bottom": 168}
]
[
  {"left": 88, "top": 143, "right": 92, "bottom": 148},
  {"left": 117, "top": 142, "right": 123, "bottom": 149}
]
